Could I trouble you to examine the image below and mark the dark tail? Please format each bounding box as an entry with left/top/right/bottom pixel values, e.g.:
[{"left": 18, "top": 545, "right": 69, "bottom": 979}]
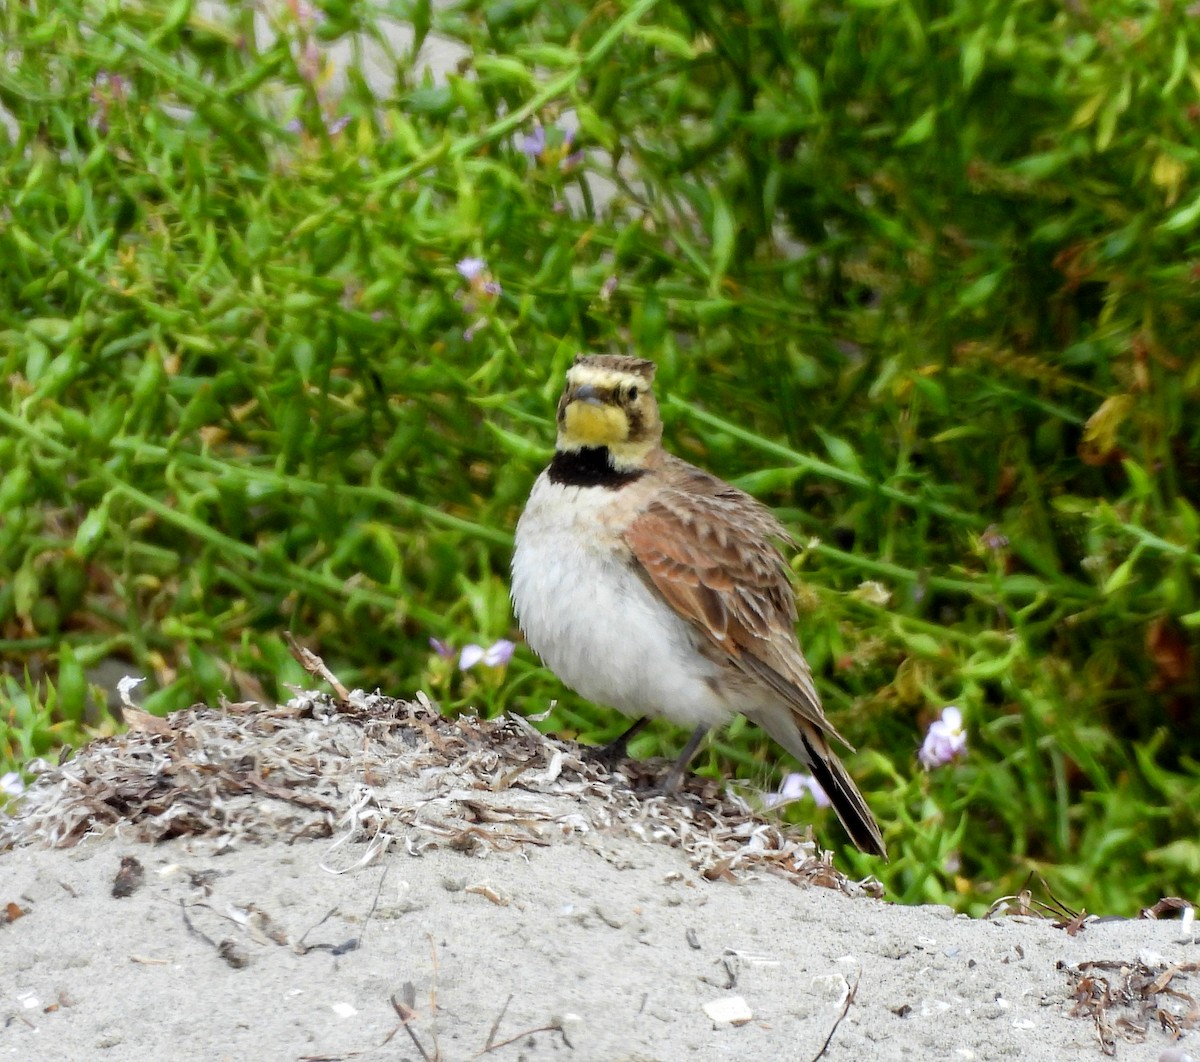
[{"left": 803, "top": 734, "right": 888, "bottom": 859}]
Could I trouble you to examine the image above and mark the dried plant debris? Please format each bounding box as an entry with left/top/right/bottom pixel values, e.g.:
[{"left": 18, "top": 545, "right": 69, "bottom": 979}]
[
  {"left": 3, "top": 901, "right": 28, "bottom": 925},
  {"left": 987, "top": 876, "right": 1198, "bottom": 944},
  {"left": 985, "top": 873, "right": 1097, "bottom": 933},
  {"left": 0, "top": 692, "right": 882, "bottom": 898},
  {"left": 111, "top": 854, "right": 145, "bottom": 898},
  {"left": 1061, "top": 958, "right": 1200, "bottom": 1056},
  {"left": 1141, "top": 898, "right": 1196, "bottom": 922}
]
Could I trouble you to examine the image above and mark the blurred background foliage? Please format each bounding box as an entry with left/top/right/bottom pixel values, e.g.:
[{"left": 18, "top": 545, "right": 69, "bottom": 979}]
[{"left": 2, "top": 0, "right": 1199, "bottom": 914}]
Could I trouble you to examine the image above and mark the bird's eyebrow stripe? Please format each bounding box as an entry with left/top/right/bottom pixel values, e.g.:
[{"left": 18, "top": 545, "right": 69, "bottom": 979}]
[{"left": 566, "top": 367, "right": 646, "bottom": 392}]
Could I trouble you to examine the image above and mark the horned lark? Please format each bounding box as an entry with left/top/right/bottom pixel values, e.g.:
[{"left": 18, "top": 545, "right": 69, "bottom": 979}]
[{"left": 511, "top": 354, "right": 886, "bottom": 857}]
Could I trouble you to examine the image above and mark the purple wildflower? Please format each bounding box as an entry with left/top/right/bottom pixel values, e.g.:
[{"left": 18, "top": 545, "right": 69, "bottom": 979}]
[
  {"left": 429, "top": 637, "right": 455, "bottom": 660},
  {"left": 296, "top": 37, "right": 322, "bottom": 84},
  {"left": 326, "top": 114, "right": 350, "bottom": 136},
  {"left": 980, "top": 524, "right": 1010, "bottom": 552},
  {"left": 483, "top": 639, "right": 515, "bottom": 666},
  {"left": 290, "top": 0, "right": 326, "bottom": 28},
  {"left": 561, "top": 128, "right": 585, "bottom": 169},
  {"left": 1, "top": 771, "right": 23, "bottom": 798},
  {"left": 458, "top": 644, "right": 485, "bottom": 670},
  {"left": 519, "top": 125, "right": 546, "bottom": 161},
  {"left": 94, "top": 71, "right": 129, "bottom": 100},
  {"left": 455, "top": 258, "right": 500, "bottom": 336},
  {"left": 89, "top": 71, "right": 130, "bottom": 133},
  {"left": 520, "top": 123, "right": 584, "bottom": 170},
  {"left": 919, "top": 706, "right": 967, "bottom": 769}
]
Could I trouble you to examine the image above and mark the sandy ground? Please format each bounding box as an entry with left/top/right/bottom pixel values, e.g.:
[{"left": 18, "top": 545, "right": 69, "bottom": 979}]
[{"left": 2, "top": 694, "right": 1198, "bottom": 1062}]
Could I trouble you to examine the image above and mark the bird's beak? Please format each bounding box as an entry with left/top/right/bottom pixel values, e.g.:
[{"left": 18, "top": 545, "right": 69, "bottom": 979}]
[{"left": 573, "top": 383, "right": 602, "bottom": 406}]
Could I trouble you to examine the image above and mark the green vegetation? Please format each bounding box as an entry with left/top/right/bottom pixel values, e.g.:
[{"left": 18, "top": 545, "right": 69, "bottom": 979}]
[{"left": 3, "top": 0, "right": 1199, "bottom": 915}]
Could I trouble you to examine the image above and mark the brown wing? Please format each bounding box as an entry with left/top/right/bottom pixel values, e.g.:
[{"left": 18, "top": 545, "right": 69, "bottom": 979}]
[{"left": 624, "top": 458, "right": 850, "bottom": 748}]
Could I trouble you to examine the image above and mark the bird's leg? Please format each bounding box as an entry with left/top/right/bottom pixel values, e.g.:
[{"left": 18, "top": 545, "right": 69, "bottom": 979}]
[
  {"left": 657, "top": 725, "right": 709, "bottom": 794},
  {"left": 592, "top": 716, "right": 650, "bottom": 765}
]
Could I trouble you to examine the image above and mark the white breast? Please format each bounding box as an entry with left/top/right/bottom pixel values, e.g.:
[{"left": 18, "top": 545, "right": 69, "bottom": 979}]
[{"left": 511, "top": 473, "right": 732, "bottom": 729}]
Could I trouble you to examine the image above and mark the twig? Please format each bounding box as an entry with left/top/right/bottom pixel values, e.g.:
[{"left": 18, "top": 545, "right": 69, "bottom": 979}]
[
  {"left": 179, "top": 900, "right": 217, "bottom": 948},
  {"left": 356, "top": 866, "right": 388, "bottom": 949},
  {"left": 285, "top": 632, "right": 351, "bottom": 701},
  {"left": 473, "top": 1021, "right": 564, "bottom": 1057},
  {"left": 427, "top": 933, "right": 441, "bottom": 1060},
  {"left": 295, "top": 907, "right": 355, "bottom": 956},
  {"left": 809, "top": 971, "right": 859, "bottom": 1062},
  {"left": 484, "top": 994, "right": 513, "bottom": 1050},
  {"left": 391, "top": 989, "right": 433, "bottom": 1062}
]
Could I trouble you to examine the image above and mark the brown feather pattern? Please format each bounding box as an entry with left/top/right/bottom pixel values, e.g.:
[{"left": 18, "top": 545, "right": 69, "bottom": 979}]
[
  {"left": 624, "top": 455, "right": 886, "bottom": 858},
  {"left": 625, "top": 455, "right": 846, "bottom": 747}
]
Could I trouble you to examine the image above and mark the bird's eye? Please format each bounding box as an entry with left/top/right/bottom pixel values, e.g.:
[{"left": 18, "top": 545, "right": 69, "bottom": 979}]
[{"left": 628, "top": 386, "right": 639, "bottom": 402}]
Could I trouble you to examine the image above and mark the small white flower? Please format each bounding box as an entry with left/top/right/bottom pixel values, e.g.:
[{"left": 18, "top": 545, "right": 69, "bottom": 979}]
[
  {"left": 1, "top": 772, "right": 24, "bottom": 797},
  {"left": 458, "top": 643, "right": 485, "bottom": 670},
  {"left": 456, "top": 257, "right": 487, "bottom": 281},
  {"left": 765, "top": 771, "right": 831, "bottom": 809},
  {"left": 482, "top": 639, "right": 515, "bottom": 667},
  {"left": 458, "top": 639, "right": 515, "bottom": 671},
  {"left": 852, "top": 580, "right": 892, "bottom": 606},
  {"left": 919, "top": 706, "right": 967, "bottom": 769}
]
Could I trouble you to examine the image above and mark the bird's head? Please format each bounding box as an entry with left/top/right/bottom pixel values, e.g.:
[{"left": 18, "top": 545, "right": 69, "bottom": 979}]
[{"left": 556, "top": 354, "right": 662, "bottom": 469}]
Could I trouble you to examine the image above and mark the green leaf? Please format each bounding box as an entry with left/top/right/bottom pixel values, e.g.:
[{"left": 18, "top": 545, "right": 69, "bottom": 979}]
[
  {"left": 574, "top": 102, "right": 615, "bottom": 151},
  {"left": 628, "top": 25, "right": 697, "bottom": 59},
  {"left": 1121, "top": 459, "right": 1152, "bottom": 500},
  {"left": 1160, "top": 190, "right": 1200, "bottom": 233},
  {"left": 955, "top": 271, "right": 1002, "bottom": 311},
  {"left": 1147, "top": 839, "right": 1200, "bottom": 875},
  {"left": 817, "top": 430, "right": 864, "bottom": 476},
  {"left": 1051, "top": 495, "right": 1094, "bottom": 515},
  {"left": 25, "top": 317, "right": 73, "bottom": 346},
  {"left": 896, "top": 107, "right": 936, "bottom": 146},
  {"left": 514, "top": 43, "right": 579, "bottom": 68},
  {"left": 709, "top": 194, "right": 735, "bottom": 289},
  {"left": 474, "top": 54, "right": 536, "bottom": 87},
  {"left": 57, "top": 643, "right": 87, "bottom": 723},
  {"left": 73, "top": 501, "right": 111, "bottom": 561},
  {"left": 961, "top": 27, "right": 986, "bottom": 89},
  {"left": 1095, "top": 75, "right": 1132, "bottom": 152},
  {"left": 1102, "top": 554, "right": 1137, "bottom": 596}
]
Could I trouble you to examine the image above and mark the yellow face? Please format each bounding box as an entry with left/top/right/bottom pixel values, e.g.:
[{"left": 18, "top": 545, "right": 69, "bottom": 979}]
[
  {"left": 562, "top": 398, "right": 631, "bottom": 449},
  {"left": 556, "top": 357, "right": 661, "bottom": 468}
]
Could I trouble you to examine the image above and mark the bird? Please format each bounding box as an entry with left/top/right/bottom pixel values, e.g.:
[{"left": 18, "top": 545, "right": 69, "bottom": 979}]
[{"left": 510, "top": 354, "right": 886, "bottom": 857}]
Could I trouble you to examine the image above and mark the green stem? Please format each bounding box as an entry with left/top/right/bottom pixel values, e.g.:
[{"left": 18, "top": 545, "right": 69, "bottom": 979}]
[{"left": 670, "top": 397, "right": 986, "bottom": 529}]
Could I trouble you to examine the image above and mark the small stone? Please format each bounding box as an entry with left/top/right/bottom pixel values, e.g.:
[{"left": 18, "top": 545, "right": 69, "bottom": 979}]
[
  {"left": 810, "top": 974, "right": 849, "bottom": 1002},
  {"left": 557, "top": 1012, "right": 584, "bottom": 1048},
  {"left": 703, "top": 996, "right": 752, "bottom": 1026}
]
